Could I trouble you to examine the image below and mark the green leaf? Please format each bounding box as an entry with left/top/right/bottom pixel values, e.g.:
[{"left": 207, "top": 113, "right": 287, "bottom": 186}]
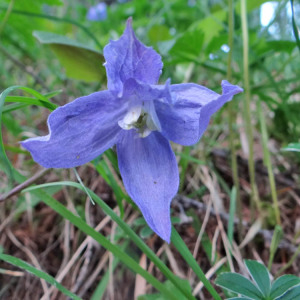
[
  {"left": 268, "top": 225, "right": 283, "bottom": 270},
  {"left": 236, "top": 0, "right": 280, "bottom": 12},
  {"left": 169, "top": 29, "right": 204, "bottom": 63},
  {"left": 228, "top": 298, "right": 253, "bottom": 300},
  {"left": 0, "top": 254, "right": 81, "bottom": 300},
  {"left": 290, "top": 0, "right": 300, "bottom": 53},
  {"left": 270, "top": 275, "right": 300, "bottom": 299},
  {"left": 33, "top": 31, "right": 105, "bottom": 82},
  {"left": 148, "top": 24, "right": 172, "bottom": 43},
  {"left": 171, "top": 229, "right": 221, "bottom": 300},
  {"left": 140, "top": 226, "right": 154, "bottom": 239},
  {"left": 0, "top": 86, "right": 56, "bottom": 183},
  {"left": 191, "top": 10, "right": 227, "bottom": 44},
  {"left": 22, "top": 187, "right": 179, "bottom": 300},
  {"left": 23, "top": 182, "right": 195, "bottom": 300},
  {"left": 215, "top": 273, "right": 264, "bottom": 299},
  {"left": 138, "top": 279, "right": 192, "bottom": 300},
  {"left": 281, "top": 143, "right": 300, "bottom": 152},
  {"left": 244, "top": 260, "right": 271, "bottom": 297},
  {"left": 5, "top": 95, "right": 58, "bottom": 110},
  {"left": 276, "top": 284, "right": 300, "bottom": 300},
  {"left": 257, "top": 41, "right": 297, "bottom": 56}
]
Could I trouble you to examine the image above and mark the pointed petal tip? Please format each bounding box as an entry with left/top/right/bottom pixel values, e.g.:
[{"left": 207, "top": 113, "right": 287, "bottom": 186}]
[
  {"left": 150, "top": 220, "right": 171, "bottom": 243},
  {"left": 221, "top": 80, "right": 244, "bottom": 95},
  {"left": 126, "top": 16, "right": 133, "bottom": 25},
  {"left": 125, "top": 17, "right": 133, "bottom": 33}
]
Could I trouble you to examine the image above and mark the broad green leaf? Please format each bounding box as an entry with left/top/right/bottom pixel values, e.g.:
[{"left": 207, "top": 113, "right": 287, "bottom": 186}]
[
  {"left": 276, "top": 285, "right": 300, "bottom": 300},
  {"left": 191, "top": 10, "right": 227, "bottom": 44},
  {"left": 205, "top": 34, "right": 228, "bottom": 56},
  {"left": 148, "top": 24, "right": 172, "bottom": 43},
  {"left": 0, "top": 254, "right": 81, "bottom": 300},
  {"left": 257, "top": 40, "right": 297, "bottom": 56},
  {"left": 236, "top": 0, "right": 280, "bottom": 12},
  {"left": 169, "top": 29, "right": 204, "bottom": 63},
  {"left": 244, "top": 260, "right": 271, "bottom": 297},
  {"left": 281, "top": 143, "right": 300, "bottom": 152},
  {"left": 33, "top": 31, "right": 105, "bottom": 82},
  {"left": 270, "top": 275, "right": 300, "bottom": 299},
  {"left": 215, "top": 273, "right": 264, "bottom": 299}
]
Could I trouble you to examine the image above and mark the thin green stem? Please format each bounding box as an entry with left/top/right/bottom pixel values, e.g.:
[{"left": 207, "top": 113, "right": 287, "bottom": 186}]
[
  {"left": 0, "top": 0, "right": 14, "bottom": 38},
  {"left": 240, "top": 0, "right": 261, "bottom": 214},
  {"left": 257, "top": 101, "right": 281, "bottom": 225},
  {"left": 171, "top": 229, "right": 221, "bottom": 300},
  {"left": 275, "top": 242, "right": 300, "bottom": 277},
  {"left": 227, "top": 0, "right": 243, "bottom": 242}
]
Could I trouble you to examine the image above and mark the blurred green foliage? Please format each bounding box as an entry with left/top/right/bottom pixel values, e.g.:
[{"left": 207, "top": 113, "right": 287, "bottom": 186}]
[{"left": 1, "top": 0, "right": 299, "bottom": 146}]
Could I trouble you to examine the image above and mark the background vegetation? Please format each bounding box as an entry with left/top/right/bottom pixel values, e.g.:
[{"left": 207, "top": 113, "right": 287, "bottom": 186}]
[{"left": 0, "top": 0, "right": 299, "bottom": 299}]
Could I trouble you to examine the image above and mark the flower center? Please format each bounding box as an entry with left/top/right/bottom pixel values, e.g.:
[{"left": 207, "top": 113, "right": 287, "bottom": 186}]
[{"left": 118, "top": 105, "right": 160, "bottom": 138}]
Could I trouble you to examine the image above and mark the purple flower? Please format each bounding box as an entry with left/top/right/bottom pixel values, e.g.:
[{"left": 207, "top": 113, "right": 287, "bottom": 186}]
[
  {"left": 21, "top": 18, "right": 242, "bottom": 242},
  {"left": 86, "top": 2, "right": 107, "bottom": 22}
]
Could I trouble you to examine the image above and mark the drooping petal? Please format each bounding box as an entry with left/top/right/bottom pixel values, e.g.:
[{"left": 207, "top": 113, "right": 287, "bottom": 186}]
[
  {"left": 103, "top": 18, "right": 163, "bottom": 96},
  {"left": 117, "top": 130, "right": 179, "bottom": 242},
  {"left": 155, "top": 80, "right": 243, "bottom": 145},
  {"left": 21, "top": 91, "right": 126, "bottom": 168}
]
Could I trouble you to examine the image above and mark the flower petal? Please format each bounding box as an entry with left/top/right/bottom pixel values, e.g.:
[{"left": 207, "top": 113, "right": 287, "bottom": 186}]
[
  {"left": 117, "top": 130, "right": 179, "bottom": 242},
  {"left": 155, "top": 80, "right": 243, "bottom": 145},
  {"left": 21, "top": 91, "right": 125, "bottom": 168},
  {"left": 103, "top": 18, "right": 163, "bottom": 96}
]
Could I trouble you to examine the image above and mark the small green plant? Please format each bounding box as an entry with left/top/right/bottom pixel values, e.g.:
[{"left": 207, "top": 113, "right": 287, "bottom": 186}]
[{"left": 215, "top": 260, "right": 300, "bottom": 300}]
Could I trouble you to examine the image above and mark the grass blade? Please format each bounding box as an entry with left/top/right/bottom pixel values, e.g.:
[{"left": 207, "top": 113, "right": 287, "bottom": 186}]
[{"left": 0, "top": 254, "right": 81, "bottom": 300}]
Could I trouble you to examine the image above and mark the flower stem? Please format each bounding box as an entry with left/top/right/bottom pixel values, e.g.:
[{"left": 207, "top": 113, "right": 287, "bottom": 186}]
[
  {"left": 227, "top": 0, "right": 243, "bottom": 242},
  {"left": 257, "top": 101, "right": 281, "bottom": 225},
  {"left": 240, "top": 0, "right": 261, "bottom": 214}
]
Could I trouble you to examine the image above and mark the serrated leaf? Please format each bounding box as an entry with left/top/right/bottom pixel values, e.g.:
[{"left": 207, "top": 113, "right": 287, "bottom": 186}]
[
  {"left": 270, "top": 275, "right": 300, "bottom": 299},
  {"left": 33, "top": 31, "right": 105, "bottom": 82},
  {"left": 244, "top": 260, "right": 271, "bottom": 297},
  {"left": 191, "top": 10, "right": 227, "bottom": 44},
  {"left": 276, "top": 284, "right": 300, "bottom": 300},
  {"left": 215, "top": 273, "right": 264, "bottom": 300}
]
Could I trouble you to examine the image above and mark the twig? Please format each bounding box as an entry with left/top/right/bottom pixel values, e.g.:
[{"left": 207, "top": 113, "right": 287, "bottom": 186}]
[{"left": 0, "top": 168, "right": 50, "bottom": 202}]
